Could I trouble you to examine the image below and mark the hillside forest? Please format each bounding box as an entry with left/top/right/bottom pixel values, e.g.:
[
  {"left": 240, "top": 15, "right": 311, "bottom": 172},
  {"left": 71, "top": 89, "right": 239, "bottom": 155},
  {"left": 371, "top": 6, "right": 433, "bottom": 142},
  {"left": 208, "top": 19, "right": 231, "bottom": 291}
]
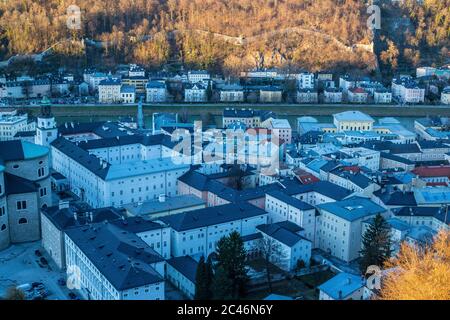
[{"left": 0, "top": 0, "right": 448, "bottom": 76}]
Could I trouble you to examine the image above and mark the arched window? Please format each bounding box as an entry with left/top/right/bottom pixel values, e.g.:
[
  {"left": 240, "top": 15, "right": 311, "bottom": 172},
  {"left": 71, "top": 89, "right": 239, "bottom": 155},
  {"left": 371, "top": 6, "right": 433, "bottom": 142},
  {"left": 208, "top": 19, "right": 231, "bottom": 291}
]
[
  {"left": 0, "top": 224, "right": 6, "bottom": 231},
  {"left": 18, "top": 218, "right": 27, "bottom": 225}
]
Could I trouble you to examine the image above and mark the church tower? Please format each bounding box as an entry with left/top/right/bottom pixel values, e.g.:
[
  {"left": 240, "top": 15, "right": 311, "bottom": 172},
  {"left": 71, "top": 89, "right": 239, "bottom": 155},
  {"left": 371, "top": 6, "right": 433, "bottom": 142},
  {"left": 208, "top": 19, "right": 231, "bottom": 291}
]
[{"left": 35, "top": 96, "right": 57, "bottom": 148}]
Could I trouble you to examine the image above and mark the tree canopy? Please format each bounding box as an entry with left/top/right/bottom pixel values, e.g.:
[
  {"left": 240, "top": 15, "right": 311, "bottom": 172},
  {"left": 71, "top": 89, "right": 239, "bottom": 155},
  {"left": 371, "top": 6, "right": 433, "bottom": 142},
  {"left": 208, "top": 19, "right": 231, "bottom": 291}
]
[{"left": 379, "top": 230, "right": 450, "bottom": 300}]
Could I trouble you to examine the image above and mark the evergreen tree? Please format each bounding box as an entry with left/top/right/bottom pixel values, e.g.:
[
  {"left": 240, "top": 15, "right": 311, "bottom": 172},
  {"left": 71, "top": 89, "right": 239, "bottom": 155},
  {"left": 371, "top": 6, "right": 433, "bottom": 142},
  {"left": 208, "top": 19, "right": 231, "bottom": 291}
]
[
  {"left": 206, "top": 81, "right": 213, "bottom": 102},
  {"left": 205, "top": 255, "right": 214, "bottom": 293},
  {"left": 214, "top": 231, "right": 249, "bottom": 299},
  {"left": 212, "top": 265, "right": 233, "bottom": 300},
  {"left": 360, "top": 214, "right": 392, "bottom": 273},
  {"left": 194, "top": 256, "right": 210, "bottom": 300}
]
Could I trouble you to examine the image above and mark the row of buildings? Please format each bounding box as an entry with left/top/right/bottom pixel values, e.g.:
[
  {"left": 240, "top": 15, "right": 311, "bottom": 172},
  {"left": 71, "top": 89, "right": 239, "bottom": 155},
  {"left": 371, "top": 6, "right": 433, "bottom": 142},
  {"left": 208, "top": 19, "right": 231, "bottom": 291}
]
[{"left": 2, "top": 98, "right": 450, "bottom": 300}]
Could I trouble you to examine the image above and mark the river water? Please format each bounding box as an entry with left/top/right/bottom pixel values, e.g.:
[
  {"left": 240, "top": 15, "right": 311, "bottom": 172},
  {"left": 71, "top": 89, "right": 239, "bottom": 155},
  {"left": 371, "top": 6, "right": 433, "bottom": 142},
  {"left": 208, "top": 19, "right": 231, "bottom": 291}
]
[{"left": 56, "top": 114, "right": 419, "bottom": 131}]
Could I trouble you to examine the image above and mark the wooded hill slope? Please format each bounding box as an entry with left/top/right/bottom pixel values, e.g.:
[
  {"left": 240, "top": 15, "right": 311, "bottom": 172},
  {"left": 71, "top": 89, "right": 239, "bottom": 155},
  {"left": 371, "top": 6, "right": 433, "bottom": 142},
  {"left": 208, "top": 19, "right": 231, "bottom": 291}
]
[{"left": 0, "top": 0, "right": 447, "bottom": 75}]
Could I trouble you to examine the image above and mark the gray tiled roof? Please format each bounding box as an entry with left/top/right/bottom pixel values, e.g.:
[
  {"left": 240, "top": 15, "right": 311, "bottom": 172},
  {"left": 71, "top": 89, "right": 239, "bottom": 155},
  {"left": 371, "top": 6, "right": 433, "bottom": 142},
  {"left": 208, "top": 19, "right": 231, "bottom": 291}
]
[
  {"left": 159, "top": 202, "right": 267, "bottom": 232},
  {"left": 111, "top": 216, "right": 167, "bottom": 234},
  {"left": 167, "top": 256, "right": 198, "bottom": 283},
  {"left": 42, "top": 205, "right": 122, "bottom": 231},
  {"left": 257, "top": 221, "right": 309, "bottom": 247},
  {"left": 4, "top": 172, "right": 37, "bottom": 195},
  {"left": 65, "top": 222, "right": 164, "bottom": 291},
  {"left": 266, "top": 190, "right": 314, "bottom": 211}
]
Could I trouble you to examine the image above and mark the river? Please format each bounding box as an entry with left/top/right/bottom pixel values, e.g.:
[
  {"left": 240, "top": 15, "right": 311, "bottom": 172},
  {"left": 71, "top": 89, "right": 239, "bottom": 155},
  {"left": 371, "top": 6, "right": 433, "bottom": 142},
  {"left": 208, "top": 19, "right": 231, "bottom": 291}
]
[{"left": 56, "top": 114, "right": 418, "bottom": 131}]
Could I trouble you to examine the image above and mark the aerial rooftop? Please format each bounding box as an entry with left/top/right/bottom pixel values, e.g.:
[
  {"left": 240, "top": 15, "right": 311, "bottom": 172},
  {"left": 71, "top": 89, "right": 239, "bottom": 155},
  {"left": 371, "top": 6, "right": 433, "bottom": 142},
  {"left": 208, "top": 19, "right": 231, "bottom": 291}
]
[{"left": 318, "top": 196, "right": 386, "bottom": 222}]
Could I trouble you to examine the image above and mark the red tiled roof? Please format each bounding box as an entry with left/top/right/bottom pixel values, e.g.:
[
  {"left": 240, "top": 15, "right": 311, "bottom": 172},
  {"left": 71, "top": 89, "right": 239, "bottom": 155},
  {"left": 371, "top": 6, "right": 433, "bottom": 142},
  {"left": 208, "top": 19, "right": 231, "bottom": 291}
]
[
  {"left": 412, "top": 166, "right": 450, "bottom": 178},
  {"left": 341, "top": 166, "right": 361, "bottom": 173},
  {"left": 350, "top": 87, "right": 366, "bottom": 94},
  {"left": 297, "top": 173, "right": 320, "bottom": 185}
]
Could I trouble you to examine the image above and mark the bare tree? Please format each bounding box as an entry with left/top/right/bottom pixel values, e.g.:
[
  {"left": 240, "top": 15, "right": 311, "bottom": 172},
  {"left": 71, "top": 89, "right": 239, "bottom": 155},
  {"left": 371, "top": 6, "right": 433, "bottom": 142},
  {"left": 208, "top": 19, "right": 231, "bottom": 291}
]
[
  {"left": 256, "top": 236, "right": 288, "bottom": 293},
  {"left": 226, "top": 165, "right": 250, "bottom": 191}
]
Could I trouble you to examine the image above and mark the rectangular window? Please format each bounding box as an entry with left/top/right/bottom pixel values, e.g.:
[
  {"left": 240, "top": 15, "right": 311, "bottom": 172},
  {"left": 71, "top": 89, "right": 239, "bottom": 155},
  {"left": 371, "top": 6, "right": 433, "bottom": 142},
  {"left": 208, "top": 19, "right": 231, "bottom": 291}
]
[{"left": 17, "top": 201, "right": 27, "bottom": 210}]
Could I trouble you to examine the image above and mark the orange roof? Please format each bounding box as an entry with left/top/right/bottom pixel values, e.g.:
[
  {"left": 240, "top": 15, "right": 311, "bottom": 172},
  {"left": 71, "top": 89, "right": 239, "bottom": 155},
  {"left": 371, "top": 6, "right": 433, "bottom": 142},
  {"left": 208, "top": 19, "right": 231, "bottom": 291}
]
[
  {"left": 350, "top": 87, "right": 366, "bottom": 94},
  {"left": 412, "top": 166, "right": 450, "bottom": 178}
]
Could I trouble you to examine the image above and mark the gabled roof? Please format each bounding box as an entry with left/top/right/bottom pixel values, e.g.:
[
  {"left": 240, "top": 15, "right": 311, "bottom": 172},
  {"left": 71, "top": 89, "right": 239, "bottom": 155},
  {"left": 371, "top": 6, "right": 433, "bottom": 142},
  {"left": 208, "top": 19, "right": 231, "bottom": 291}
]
[
  {"left": 51, "top": 138, "right": 110, "bottom": 179},
  {"left": 412, "top": 166, "right": 450, "bottom": 178},
  {"left": 406, "top": 226, "right": 437, "bottom": 244},
  {"left": 123, "top": 194, "right": 205, "bottom": 216},
  {"left": 42, "top": 205, "right": 122, "bottom": 231},
  {"left": 393, "top": 206, "right": 443, "bottom": 221},
  {"left": 380, "top": 152, "right": 414, "bottom": 165},
  {"left": 257, "top": 221, "right": 309, "bottom": 247},
  {"left": 146, "top": 81, "right": 166, "bottom": 89},
  {"left": 266, "top": 190, "right": 314, "bottom": 211},
  {"left": 282, "top": 180, "right": 353, "bottom": 201},
  {"left": 167, "top": 256, "right": 198, "bottom": 283},
  {"left": 159, "top": 202, "right": 266, "bottom": 232},
  {"left": 334, "top": 111, "right": 374, "bottom": 122},
  {"left": 65, "top": 223, "right": 164, "bottom": 291},
  {"left": 111, "top": 216, "right": 168, "bottom": 234},
  {"left": 318, "top": 196, "right": 386, "bottom": 222},
  {"left": 318, "top": 272, "right": 365, "bottom": 300},
  {"left": 330, "top": 168, "right": 374, "bottom": 189},
  {"left": 0, "top": 140, "right": 48, "bottom": 162},
  {"left": 99, "top": 78, "right": 121, "bottom": 86},
  {"left": 374, "top": 190, "right": 417, "bottom": 206},
  {"left": 4, "top": 173, "right": 38, "bottom": 195},
  {"left": 51, "top": 136, "right": 188, "bottom": 181},
  {"left": 58, "top": 121, "right": 130, "bottom": 139},
  {"left": 363, "top": 217, "right": 410, "bottom": 232}
]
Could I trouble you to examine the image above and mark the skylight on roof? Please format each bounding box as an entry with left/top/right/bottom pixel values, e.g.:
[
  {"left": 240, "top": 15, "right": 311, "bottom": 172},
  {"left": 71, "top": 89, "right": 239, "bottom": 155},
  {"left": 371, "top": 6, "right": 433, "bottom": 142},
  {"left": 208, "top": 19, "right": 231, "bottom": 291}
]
[{"left": 345, "top": 205, "right": 363, "bottom": 211}]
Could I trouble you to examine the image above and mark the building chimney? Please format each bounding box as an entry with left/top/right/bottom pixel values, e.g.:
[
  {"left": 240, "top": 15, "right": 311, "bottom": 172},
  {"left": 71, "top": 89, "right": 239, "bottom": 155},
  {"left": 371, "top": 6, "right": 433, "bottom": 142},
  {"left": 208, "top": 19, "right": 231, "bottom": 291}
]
[
  {"left": 89, "top": 211, "right": 94, "bottom": 223},
  {"left": 338, "top": 290, "right": 343, "bottom": 299}
]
